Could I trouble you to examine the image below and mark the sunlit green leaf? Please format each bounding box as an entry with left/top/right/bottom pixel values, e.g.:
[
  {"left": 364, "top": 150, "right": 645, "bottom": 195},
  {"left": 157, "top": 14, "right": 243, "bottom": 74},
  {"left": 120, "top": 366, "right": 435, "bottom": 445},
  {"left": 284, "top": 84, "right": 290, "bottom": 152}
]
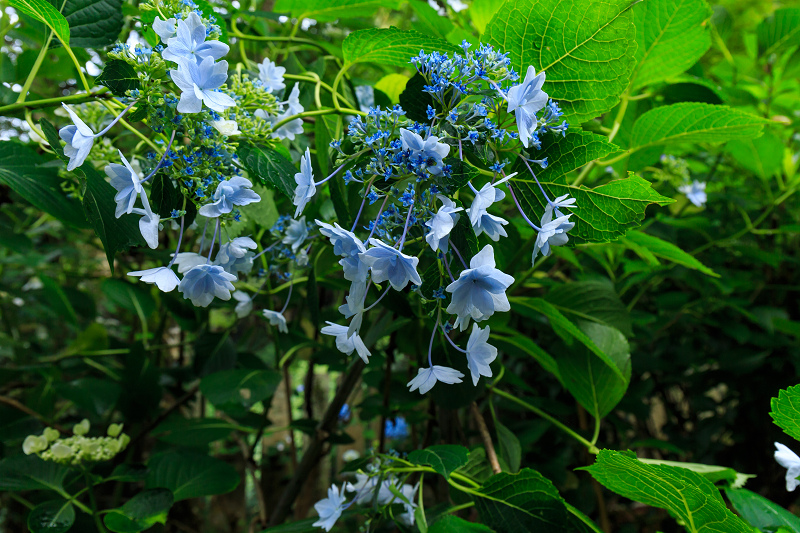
[{"left": 343, "top": 27, "right": 460, "bottom": 67}]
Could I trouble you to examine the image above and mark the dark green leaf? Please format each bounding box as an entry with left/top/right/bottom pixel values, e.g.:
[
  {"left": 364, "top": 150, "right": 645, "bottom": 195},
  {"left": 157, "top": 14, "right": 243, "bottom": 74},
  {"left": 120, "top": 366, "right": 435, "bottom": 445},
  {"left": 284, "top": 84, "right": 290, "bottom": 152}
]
[
  {"left": 104, "top": 489, "right": 173, "bottom": 533},
  {"left": 199, "top": 369, "right": 282, "bottom": 410},
  {"left": 584, "top": 450, "right": 753, "bottom": 533},
  {"left": 725, "top": 488, "right": 800, "bottom": 532},
  {"left": 343, "top": 26, "right": 460, "bottom": 67},
  {"left": 82, "top": 164, "right": 145, "bottom": 274},
  {"left": 408, "top": 445, "right": 470, "bottom": 479},
  {"left": 152, "top": 417, "right": 240, "bottom": 446},
  {"left": 399, "top": 72, "right": 438, "bottom": 123},
  {"left": 545, "top": 279, "right": 633, "bottom": 337},
  {"left": 0, "top": 142, "right": 87, "bottom": 228},
  {"left": 62, "top": 0, "right": 123, "bottom": 48},
  {"left": 27, "top": 500, "right": 75, "bottom": 533},
  {"left": 726, "top": 129, "right": 784, "bottom": 180},
  {"left": 757, "top": 8, "right": 800, "bottom": 57},
  {"left": 429, "top": 515, "right": 495, "bottom": 533},
  {"left": 145, "top": 450, "right": 240, "bottom": 501},
  {"left": 495, "top": 421, "right": 521, "bottom": 473},
  {"left": 516, "top": 130, "right": 620, "bottom": 185},
  {"left": 484, "top": 0, "right": 637, "bottom": 123},
  {"left": 237, "top": 142, "right": 297, "bottom": 199},
  {"left": 150, "top": 174, "right": 197, "bottom": 226},
  {"left": 511, "top": 173, "right": 674, "bottom": 246},
  {"left": 95, "top": 59, "right": 140, "bottom": 96},
  {"left": 0, "top": 455, "right": 70, "bottom": 492},
  {"left": 622, "top": 230, "right": 719, "bottom": 277}
]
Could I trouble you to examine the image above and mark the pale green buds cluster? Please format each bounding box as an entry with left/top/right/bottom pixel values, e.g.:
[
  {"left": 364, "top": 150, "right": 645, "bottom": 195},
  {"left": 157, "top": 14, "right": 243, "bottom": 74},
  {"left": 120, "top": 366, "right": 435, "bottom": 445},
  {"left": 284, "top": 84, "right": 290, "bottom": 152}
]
[{"left": 22, "top": 420, "right": 130, "bottom": 466}]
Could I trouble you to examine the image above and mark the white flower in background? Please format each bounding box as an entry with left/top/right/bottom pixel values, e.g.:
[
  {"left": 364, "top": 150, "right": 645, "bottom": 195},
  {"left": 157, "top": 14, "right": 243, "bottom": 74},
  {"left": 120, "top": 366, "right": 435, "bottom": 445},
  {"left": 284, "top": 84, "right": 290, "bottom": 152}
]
[
  {"left": 775, "top": 442, "right": 800, "bottom": 491},
  {"left": 679, "top": 180, "right": 707, "bottom": 207},
  {"left": 321, "top": 322, "right": 371, "bottom": 363},
  {"left": 263, "top": 309, "right": 288, "bottom": 333},
  {"left": 127, "top": 267, "right": 180, "bottom": 292},
  {"left": 232, "top": 291, "right": 253, "bottom": 318},
  {"left": 293, "top": 148, "right": 315, "bottom": 217},
  {"left": 152, "top": 16, "right": 177, "bottom": 41},
  {"left": 282, "top": 217, "right": 309, "bottom": 253},
  {"left": 312, "top": 484, "right": 347, "bottom": 532},
  {"left": 258, "top": 58, "right": 286, "bottom": 93},
  {"left": 407, "top": 365, "right": 464, "bottom": 394},
  {"left": 211, "top": 119, "right": 241, "bottom": 136}
]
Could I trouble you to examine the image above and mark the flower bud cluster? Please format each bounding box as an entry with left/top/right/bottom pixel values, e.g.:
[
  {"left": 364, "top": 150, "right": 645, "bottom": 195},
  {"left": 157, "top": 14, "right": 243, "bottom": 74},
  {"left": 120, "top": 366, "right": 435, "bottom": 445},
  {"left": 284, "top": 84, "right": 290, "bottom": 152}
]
[{"left": 22, "top": 420, "right": 130, "bottom": 466}]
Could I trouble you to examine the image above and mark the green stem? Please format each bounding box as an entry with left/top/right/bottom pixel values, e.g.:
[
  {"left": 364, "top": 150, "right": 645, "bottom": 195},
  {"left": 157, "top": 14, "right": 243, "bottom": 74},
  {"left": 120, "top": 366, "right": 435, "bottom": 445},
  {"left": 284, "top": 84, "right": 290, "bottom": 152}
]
[
  {"left": 572, "top": 92, "right": 632, "bottom": 186},
  {"left": 1, "top": 88, "right": 110, "bottom": 115},
  {"left": 271, "top": 107, "right": 366, "bottom": 131},
  {"left": 491, "top": 388, "right": 598, "bottom": 453},
  {"left": 83, "top": 470, "right": 108, "bottom": 533},
  {"left": 17, "top": 31, "right": 55, "bottom": 104},
  {"left": 447, "top": 502, "right": 475, "bottom": 514},
  {"left": 230, "top": 22, "right": 331, "bottom": 54}
]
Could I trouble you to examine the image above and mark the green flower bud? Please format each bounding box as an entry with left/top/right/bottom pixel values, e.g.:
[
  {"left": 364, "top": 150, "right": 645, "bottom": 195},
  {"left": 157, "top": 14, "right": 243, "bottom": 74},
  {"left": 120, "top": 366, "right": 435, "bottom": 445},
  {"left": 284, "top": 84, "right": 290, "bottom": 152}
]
[
  {"left": 73, "top": 419, "right": 90, "bottom": 436},
  {"left": 107, "top": 423, "right": 123, "bottom": 438},
  {"left": 50, "top": 443, "right": 73, "bottom": 459},
  {"left": 22, "top": 435, "right": 48, "bottom": 455},
  {"left": 43, "top": 427, "right": 60, "bottom": 442}
]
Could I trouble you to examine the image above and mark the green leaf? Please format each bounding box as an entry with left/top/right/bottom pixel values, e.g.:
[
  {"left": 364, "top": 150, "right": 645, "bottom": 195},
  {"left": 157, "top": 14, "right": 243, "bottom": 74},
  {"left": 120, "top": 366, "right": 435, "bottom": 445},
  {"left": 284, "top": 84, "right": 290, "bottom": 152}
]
[
  {"left": 484, "top": 0, "right": 637, "bottom": 123},
  {"left": 475, "top": 468, "right": 574, "bottom": 532},
  {"left": 399, "top": 72, "right": 438, "bottom": 123},
  {"left": 95, "top": 59, "right": 140, "bottom": 96},
  {"left": 374, "top": 73, "right": 410, "bottom": 103},
  {"left": 408, "top": 445, "right": 470, "bottom": 479},
  {"left": 101, "top": 278, "right": 157, "bottom": 317},
  {"left": 770, "top": 384, "right": 800, "bottom": 441},
  {"left": 429, "top": 515, "right": 495, "bottom": 533},
  {"left": 629, "top": 103, "right": 767, "bottom": 151},
  {"left": 622, "top": 230, "right": 719, "bottom": 277},
  {"left": 511, "top": 298, "right": 625, "bottom": 382},
  {"left": 468, "top": 0, "right": 504, "bottom": 34},
  {"left": 511, "top": 173, "right": 674, "bottom": 246},
  {"left": 343, "top": 27, "right": 460, "bottom": 68},
  {"left": 237, "top": 142, "right": 297, "bottom": 200},
  {"left": 152, "top": 417, "right": 241, "bottom": 446},
  {"left": 199, "top": 369, "right": 282, "bottom": 411},
  {"left": 726, "top": 129, "right": 784, "bottom": 180},
  {"left": 62, "top": 0, "right": 123, "bottom": 48},
  {"left": 637, "top": 459, "right": 754, "bottom": 488},
  {"left": 82, "top": 165, "right": 145, "bottom": 274},
  {"left": 545, "top": 279, "right": 633, "bottom": 337},
  {"left": 557, "top": 322, "right": 631, "bottom": 419},
  {"left": 490, "top": 327, "right": 561, "bottom": 381},
  {"left": 39, "top": 117, "right": 66, "bottom": 161},
  {"left": 272, "top": 0, "right": 403, "bottom": 22},
  {"left": 27, "top": 500, "right": 75, "bottom": 533},
  {"left": 584, "top": 450, "right": 753, "bottom": 533},
  {"left": 630, "top": 0, "right": 712, "bottom": 90},
  {"left": 9, "top": 0, "right": 70, "bottom": 45},
  {"left": 0, "top": 455, "right": 70, "bottom": 493},
  {"left": 518, "top": 130, "right": 620, "bottom": 185},
  {"left": 145, "top": 450, "right": 240, "bottom": 501},
  {"left": 410, "top": 0, "right": 454, "bottom": 39},
  {"left": 757, "top": 8, "right": 800, "bottom": 57},
  {"left": 495, "top": 421, "right": 521, "bottom": 473},
  {"left": 0, "top": 142, "right": 87, "bottom": 228},
  {"left": 104, "top": 489, "right": 174, "bottom": 533},
  {"left": 150, "top": 174, "right": 197, "bottom": 226},
  {"left": 725, "top": 488, "right": 800, "bottom": 532}
]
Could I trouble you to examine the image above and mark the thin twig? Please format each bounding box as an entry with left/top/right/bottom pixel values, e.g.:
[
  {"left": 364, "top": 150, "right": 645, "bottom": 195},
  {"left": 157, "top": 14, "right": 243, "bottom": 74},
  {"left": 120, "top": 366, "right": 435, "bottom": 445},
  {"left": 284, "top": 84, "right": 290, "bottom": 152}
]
[
  {"left": 0, "top": 395, "right": 67, "bottom": 432},
  {"left": 470, "top": 402, "right": 501, "bottom": 474}
]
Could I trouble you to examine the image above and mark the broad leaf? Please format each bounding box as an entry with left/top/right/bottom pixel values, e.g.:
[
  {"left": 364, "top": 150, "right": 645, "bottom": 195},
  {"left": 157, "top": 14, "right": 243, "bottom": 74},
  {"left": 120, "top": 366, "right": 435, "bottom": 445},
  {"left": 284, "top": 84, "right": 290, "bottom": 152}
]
[
  {"left": 725, "top": 488, "right": 800, "bottom": 532},
  {"left": 374, "top": 73, "right": 410, "bottom": 103},
  {"left": 630, "top": 0, "right": 712, "bottom": 90},
  {"left": 558, "top": 322, "right": 631, "bottom": 419},
  {"left": 490, "top": 326, "right": 561, "bottom": 381},
  {"left": 153, "top": 417, "right": 241, "bottom": 446},
  {"left": 475, "top": 469, "right": 573, "bottom": 532},
  {"left": 629, "top": 103, "right": 767, "bottom": 151},
  {"left": 757, "top": 8, "right": 800, "bottom": 57},
  {"left": 469, "top": 0, "right": 504, "bottom": 34},
  {"left": 726, "top": 129, "right": 784, "bottom": 179},
  {"left": 27, "top": 500, "right": 75, "bottom": 533},
  {"left": 95, "top": 60, "right": 140, "bottom": 96},
  {"left": 511, "top": 173, "right": 674, "bottom": 246},
  {"left": 511, "top": 298, "right": 625, "bottom": 381},
  {"left": 9, "top": 0, "right": 70, "bottom": 45},
  {"left": 545, "top": 279, "right": 632, "bottom": 337},
  {"left": 408, "top": 445, "right": 469, "bottom": 479},
  {"left": 484, "top": 0, "right": 637, "bottom": 123},
  {"left": 0, "top": 142, "right": 87, "bottom": 228},
  {"left": 622, "top": 230, "right": 719, "bottom": 277},
  {"left": 770, "top": 384, "right": 800, "bottom": 441},
  {"left": 637, "top": 459, "right": 754, "bottom": 487},
  {"left": 429, "top": 515, "right": 495, "bottom": 532},
  {"left": 518, "top": 130, "right": 620, "bottom": 185},
  {"left": 495, "top": 421, "right": 521, "bottom": 473},
  {"left": 145, "top": 450, "right": 239, "bottom": 501},
  {"left": 62, "top": 0, "right": 123, "bottom": 48},
  {"left": 343, "top": 27, "right": 460, "bottom": 68},
  {"left": 0, "top": 455, "right": 70, "bottom": 493},
  {"left": 584, "top": 450, "right": 753, "bottom": 533},
  {"left": 150, "top": 174, "right": 197, "bottom": 226},
  {"left": 104, "top": 489, "right": 174, "bottom": 533},
  {"left": 272, "top": 0, "right": 403, "bottom": 22},
  {"left": 199, "top": 369, "right": 282, "bottom": 411},
  {"left": 237, "top": 142, "right": 297, "bottom": 199},
  {"left": 83, "top": 165, "right": 145, "bottom": 274}
]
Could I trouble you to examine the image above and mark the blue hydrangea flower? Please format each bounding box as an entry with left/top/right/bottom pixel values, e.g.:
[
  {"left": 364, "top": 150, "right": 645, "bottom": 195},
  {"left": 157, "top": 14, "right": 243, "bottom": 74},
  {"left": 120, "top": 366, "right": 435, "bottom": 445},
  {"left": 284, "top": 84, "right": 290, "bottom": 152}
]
[
  {"left": 263, "top": 309, "right": 288, "bottom": 333},
  {"left": 170, "top": 56, "right": 236, "bottom": 114},
  {"left": 467, "top": 178, "right": 511, "bottom": 241},
  {"left": 198, "top": 176, "right": 260, "bottom": 218},
  {"left": 106, "top": 150, "right": 143, "bottom": 218},
  {"left": 313, "top": 485, "right": 346, "bottom": 532},
  {"left": 171, "top": 252, "right": 207, "bottom": 273},
  {"left": 127, "top": 266, "right": 180, "bottom": 292},
  {"left": 59, "top": 104, "right": 96, "bottom": 171},
  {"left": 425, "top": 195, "right": 462, "bottom": 253},
  {"left": 282, "top": 216, "right": 308, "bottom": 253},
  {"left": 397, "top": 483, "right": 419, "bottom": 527},
  {"left": 152, "top": 16, "right": 177, "bottom": 41},
  {"left": 215, "top": 236, "right": 257, "bottom": 275},
  {"left": 263, "top": 110, "right": 304, "bottom": 140},
  {"left": 293, "top": 147, "right": 315, "bottom": 217},
  {"left": 506, "top": 65, "right": 548, "bottom": 149},
  {"left": 446, "top": 244, "right": 514, "bottom": 331},
  {"left": 162, "top": 12, "right": 229, "bottom": 64},
  {"left": 384, "top": 417, "right": 409, "bottom": 440},
  {"left": 532, "top": 212, "right": 573, "bottom": 262},
  {"left": 465, "top": 324, "right": 497, "bottom": 385},
  {"left": 179, "top": 264, "right": 237, "bottom": 307},
  {"left": 679, "top": 180, "right": 707, "bottom": 207},
  {"left": 285, "top": 84, "right": 303, "bottom": 115},
  {"left": 232, "top": 290, "right": 252, "bottom": 318},
  {"left": 407, "top": 365, "right": 464, "bottom": 394},
  {"left": 321, "top": 321, "right": 371, "bottom": 363},
  {"left": 399, "top": 128, "right": 450, "bottom": 175},
  {"left": 346, "top": 474, "right": 396, "bottom": 505},
  {"left": 257, "top": 58, "right": 286, "bottom": 93},
  {"left": 360, "top": 238, "right": 422, "bottom": 291},
  {"left": 316, "top": 221, "right": 368, "bottom": 282}
]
